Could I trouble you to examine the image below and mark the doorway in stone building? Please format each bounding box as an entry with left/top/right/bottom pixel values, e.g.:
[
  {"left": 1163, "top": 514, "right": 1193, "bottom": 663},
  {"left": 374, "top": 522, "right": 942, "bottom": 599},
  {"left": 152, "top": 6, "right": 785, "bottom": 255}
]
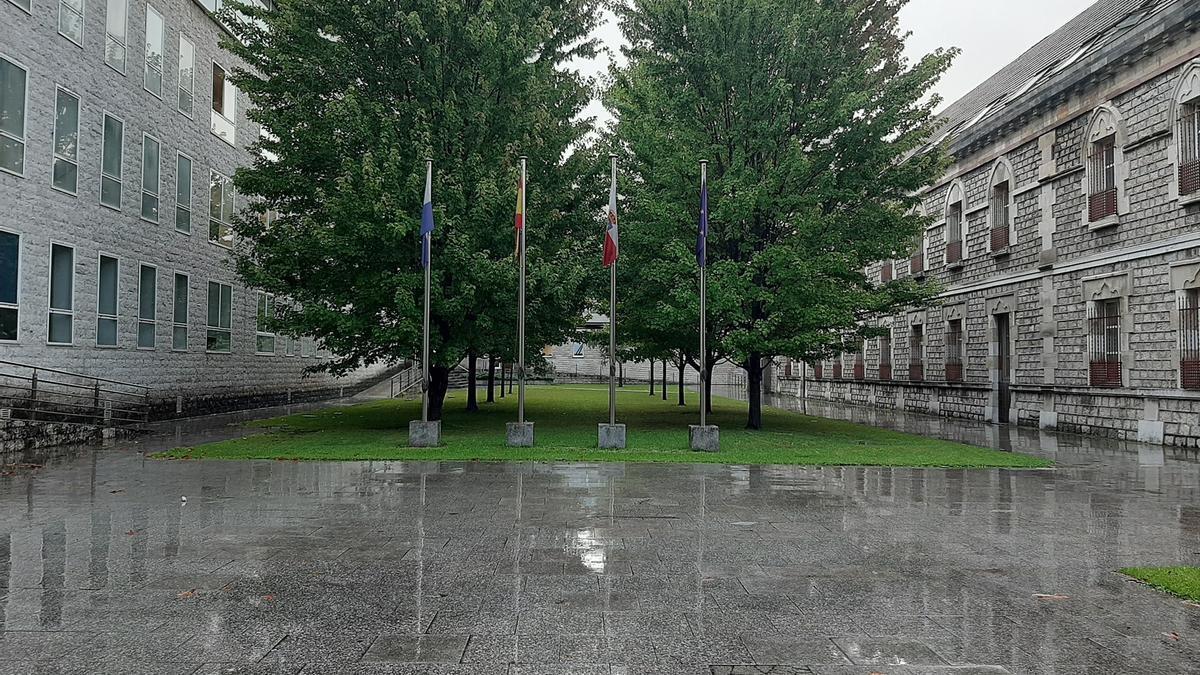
[{"left": 995, "top": 313, "right": 1012, "bottom": 424}]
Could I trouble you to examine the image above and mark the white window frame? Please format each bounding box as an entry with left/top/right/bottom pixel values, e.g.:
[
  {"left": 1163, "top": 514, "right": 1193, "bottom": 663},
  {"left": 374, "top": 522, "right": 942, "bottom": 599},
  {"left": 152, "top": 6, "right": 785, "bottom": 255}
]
[
  {"left": 51, "top": 85, "right": 80, "bottom": 196},
  {"left": 943, "top": 181, "right": 966, "bottom": 267},
  {"left": 58, "top": 0, "right": 85, "bottom": 46},
  {"left": 104, "top": 0, "right": 128, "bottom": 74},
  {"left": 175, "top": 151, "right": 192, "bottom": 234},
  {"left": 171, "top": 271, "right": 188, "bottom": 351},
  {"left": 47, "top": 241, "right": 75, "bottom": 346},
  {"left": 143, "top": 4, "right": 164, "bottom": 98},
  {"left": 205, "top": 280, "right": 232, "bottom": 353},
  {"left": 1080, "top": 104, "right": 1129, "bottom": 230},
  {"left": 255, "top": 291, "right": 276, "bottom": 355},
  {"left": 208, "top": 170, "right": 234, "bottom": 247},
  {"left": 0, "top": 228, "right": 20, "bottom": 343},
  {"left": 210, "top": 61, "right": 236, "bottom": 145},
  {"left": 988, "top": 159, "right": 1015, "bottom": 254},
  {"left": 140, "top": 132, "right": 160, "bottom": 222},
  {"left": 96, "top": 253, "right": 120, "bottom": 348},
  {"left": 7, "top": 0, "right": 32, "bottom": 15},
  {"left": 177, "top": 34, "right": 195, "bottom": 117},
  {"left": 99, "top": 111, "right": 124, "bottom": 210},
  {"left": 0, "top": 54, "right": 29, "bottom": 178},
  {"left": 136, "top": 263, "right": 156, "bottom": 349}
]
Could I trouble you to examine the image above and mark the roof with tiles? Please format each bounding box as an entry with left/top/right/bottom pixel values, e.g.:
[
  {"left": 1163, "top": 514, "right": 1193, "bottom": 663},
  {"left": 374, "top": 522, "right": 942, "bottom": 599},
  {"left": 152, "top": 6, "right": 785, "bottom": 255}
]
[{"left": 930, "top": 0, "right": 1183, "bottom": 153}]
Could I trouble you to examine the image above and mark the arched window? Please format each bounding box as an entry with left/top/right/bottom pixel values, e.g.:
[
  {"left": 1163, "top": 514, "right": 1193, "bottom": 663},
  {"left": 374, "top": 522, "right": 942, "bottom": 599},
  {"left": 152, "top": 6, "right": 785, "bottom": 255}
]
[
  {"left": 989, "top": 160, "right": 1014, "bottom": 254},
  {"left": 944, "top": 181, "right": 966, "bottom": 267},
  {"left": 908, "top": 205, "right": 927, "bottom": 278},
  {"left": 1170, "top": 61, "right": 1200, "bottom": 201},
  {"left": 1082, "top": 104, "right": 1128, "bottom": 228}
]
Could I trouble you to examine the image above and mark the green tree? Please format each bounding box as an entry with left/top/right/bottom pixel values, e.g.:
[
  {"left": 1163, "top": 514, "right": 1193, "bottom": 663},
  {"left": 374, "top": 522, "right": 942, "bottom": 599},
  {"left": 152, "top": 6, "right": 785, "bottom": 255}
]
[
  {"left": 609, "top": 0, "right": 954, "bottom": 429},
  {"left": 221, "top": 0, "right": 601, "bottom": 420}
]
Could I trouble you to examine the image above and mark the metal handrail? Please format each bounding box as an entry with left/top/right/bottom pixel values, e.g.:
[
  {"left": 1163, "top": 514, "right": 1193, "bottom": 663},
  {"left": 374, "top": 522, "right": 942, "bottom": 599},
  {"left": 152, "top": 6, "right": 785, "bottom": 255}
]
[{"left": 0, "top": 360, "right": 151, "bottom": 428}]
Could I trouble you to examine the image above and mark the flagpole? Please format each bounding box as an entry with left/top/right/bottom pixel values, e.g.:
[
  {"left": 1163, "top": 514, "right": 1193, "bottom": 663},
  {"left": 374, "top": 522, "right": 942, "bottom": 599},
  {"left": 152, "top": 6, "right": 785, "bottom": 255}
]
[
  {"left": 608, "top": 155, "right": 618, "bottom": 427},
  {"left": 518, "top": 156, "right": 527, "bottom": 425},
  {"left": 699, "top": 159, "right": 708, "bottom": 429},
  {"left": 422, "top": 158, "right": 433, "bottom": 424}
]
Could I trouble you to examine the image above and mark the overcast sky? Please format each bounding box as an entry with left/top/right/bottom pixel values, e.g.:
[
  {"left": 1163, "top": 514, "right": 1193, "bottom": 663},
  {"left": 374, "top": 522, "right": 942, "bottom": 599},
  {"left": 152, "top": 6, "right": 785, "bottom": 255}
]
[{"left": 576, "top": 0, "right": 1097, "bottom": 126}]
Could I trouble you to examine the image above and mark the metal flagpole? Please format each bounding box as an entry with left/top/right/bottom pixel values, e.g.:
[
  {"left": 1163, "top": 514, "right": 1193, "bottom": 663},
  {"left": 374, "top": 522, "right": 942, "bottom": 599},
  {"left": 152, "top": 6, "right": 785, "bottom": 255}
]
[
  {"left": 608, "top": 155, "right": 617, "bottom": 427},
  {"left": 699, "top": 160, "right": 708, "bottom": 429},
  {"left": 421, "top": 158, "right": 433, "bottom": 423},
  {"left": 518, "top": 156, "right": 527, "bottom": 425}
]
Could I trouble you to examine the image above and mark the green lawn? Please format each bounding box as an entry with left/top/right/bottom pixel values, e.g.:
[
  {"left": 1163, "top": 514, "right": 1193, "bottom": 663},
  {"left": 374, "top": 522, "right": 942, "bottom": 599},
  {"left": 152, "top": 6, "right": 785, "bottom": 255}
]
[
  {"left": 155, "top": 384, "right": 1050, "bottom": 468},
  {"left": 1121, "top": 567, "right": 1200, "bottom": 602}
]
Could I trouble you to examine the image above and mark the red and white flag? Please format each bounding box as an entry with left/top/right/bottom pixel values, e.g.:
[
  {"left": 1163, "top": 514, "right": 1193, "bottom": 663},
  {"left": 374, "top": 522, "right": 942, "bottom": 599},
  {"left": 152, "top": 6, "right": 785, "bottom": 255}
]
[{"left": 603, "top": 161, "right": 618, "bottom": 267}]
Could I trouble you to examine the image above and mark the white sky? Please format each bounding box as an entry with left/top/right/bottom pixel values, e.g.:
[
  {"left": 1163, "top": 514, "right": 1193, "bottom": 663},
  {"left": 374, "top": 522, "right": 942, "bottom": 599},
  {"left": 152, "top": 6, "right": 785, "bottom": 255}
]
[{"left": 575, "top": 0, "right": 1097, "bottom": 127}]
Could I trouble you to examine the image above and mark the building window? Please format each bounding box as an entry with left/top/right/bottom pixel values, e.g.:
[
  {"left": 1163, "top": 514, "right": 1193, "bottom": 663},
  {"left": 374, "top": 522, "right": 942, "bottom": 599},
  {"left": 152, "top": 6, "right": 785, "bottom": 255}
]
[
  {"left": 0, "top": 230, "right": 18, "bottom": 341},
  {"left": 104, "top": 0, "right": 128, "bottom": 73},
  {"left": 284, "top": 335, "right": 295, "bottom": 356},
  {"left": 52, "top": 87, "right": 80, "bottom": 194},
  {"left": 256, "top": 291, "right": 276, "bottom": 354},
  {"left": 100, "top": 113, "right": 123, "bottom": 209},
  {"left": 210, "top": 62, "right": 236, "bottom": 145},
  {"left": 853, "top": 341, "right": 865, "bottom": 380},
  {"left": 209, "top": 171, "right": 234, "bottom": 246},
  {"left": 97, "top": 254, "right": 118, "bottom": 346},
  {"left": 945, "top": 185, "right": 964, "bottom": 267},
  {"left": 302, "top": 338, "right": 316, "bottom": 358},
  {"left": 48, "top": 243, "right": 75, "bottom": 345},
  {"left": 812, "top": 361, "right": 823, "bottom": 380},
  {"left": 175, "top": 153, "right": 192, "bottom": 233},
  {"left": 8, "top": 0, "right": 31, "bottom": 13},
  {"left": 1180, "top": 100, "right": 1200, "bottom": 198},
  {"left": 571, "top": 342, "right": 584, "bottom": 358},
  {"left": 989, "top": 162, "right": 1012, "bottom": 253},
  {"left": 137, "top": 264, "right": 156, "bottom": 348},
  {"left": 206, "top": 281, "right": 231, "bottom": 352},
  {"left": 946, "top": 319, "right": 963, "bottom": 382},
  {"left": 832, "top": 355, "right": 843, "bottom": 379},
  {"left": 58, "top": 0, "right": 85, "bottom": 46},
  {"left": 1181, "top": 289, "right": 1200, "bottom": 390},
  {"left": 880, "top": 261, "right": 893, "bottom": 283},
  {"left": 143, "top": 5, "right": 164, "bottom": 97},
  {"left": 909, "top": 324, "right": 924, "bottom": 381},
  {"left": 178, "top": 35, "right": 195, "bottom": 116},
  {"left": 1088, "top": 136, "right": 1117, "bottom": 222},
  {"left": 172, "top": 272, "right": 188, "bottom": 351},
  {"left": 0, "top": 57, "right": 27, "bottom": 176},
  {"left": 909, "top": 230, "right": 925, "bottom": 277},
  {"left": 140, "top": 134, "right": 160, "bottom": 221},
  {"left": 1088, "top": 299, "right": 1122, "bottom": 388},
  {"left": 879, "top": 333, "right": 892, "bottom": 381}
]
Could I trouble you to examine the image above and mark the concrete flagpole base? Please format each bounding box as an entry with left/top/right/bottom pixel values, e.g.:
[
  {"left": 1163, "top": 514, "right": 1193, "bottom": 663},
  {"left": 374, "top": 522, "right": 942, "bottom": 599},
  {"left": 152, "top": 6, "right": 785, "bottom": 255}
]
[
  {"left": 506, "top": 422, "right": 535, "bottom": 447},
  {"left": 689, "top": 425, "right": 720, "bottom": 452},
  {"left": 598, "top": 423, "right": 626, "bottom": 449},
  {"left": 408, "top": 420, "right": 441, "bottom": 448}
]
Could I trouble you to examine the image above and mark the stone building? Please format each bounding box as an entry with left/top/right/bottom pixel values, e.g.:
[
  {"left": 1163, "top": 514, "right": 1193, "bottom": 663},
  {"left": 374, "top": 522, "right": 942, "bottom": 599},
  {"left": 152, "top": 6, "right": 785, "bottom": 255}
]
[
  {"left": 791, "top": 0, "right": 1200, "bottom": 446},
  {"left": 0, "top": 0, "right": 389, "bottom": 418}
]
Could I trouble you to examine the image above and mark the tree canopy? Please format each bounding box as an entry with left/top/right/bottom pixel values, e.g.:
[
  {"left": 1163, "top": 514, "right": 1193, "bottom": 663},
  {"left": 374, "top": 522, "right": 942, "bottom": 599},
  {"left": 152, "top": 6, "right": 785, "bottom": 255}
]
[
  {"left": 607, "top": 0, "right": 955, "bottom": 428},
  {"left": 222, "top": 0, "right": 604, "bottom": 419}
]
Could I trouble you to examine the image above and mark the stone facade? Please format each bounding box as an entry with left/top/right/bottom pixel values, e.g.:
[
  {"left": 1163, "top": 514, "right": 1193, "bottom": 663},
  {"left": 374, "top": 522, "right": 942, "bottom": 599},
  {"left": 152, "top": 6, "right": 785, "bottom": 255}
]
[
  {"left": 0, "top": 0, "right": 389, "bottom": 418},
  {"left": 789, "top": 0, "right": 1200, "bottom": 446}
]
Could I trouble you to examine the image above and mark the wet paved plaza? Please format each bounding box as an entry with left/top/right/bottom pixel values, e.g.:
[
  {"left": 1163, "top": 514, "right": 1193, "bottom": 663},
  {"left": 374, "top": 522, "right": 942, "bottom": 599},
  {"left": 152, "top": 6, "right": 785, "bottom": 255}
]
[{"left": 0, "top": 400, "right": 1198, "bottom": 674}]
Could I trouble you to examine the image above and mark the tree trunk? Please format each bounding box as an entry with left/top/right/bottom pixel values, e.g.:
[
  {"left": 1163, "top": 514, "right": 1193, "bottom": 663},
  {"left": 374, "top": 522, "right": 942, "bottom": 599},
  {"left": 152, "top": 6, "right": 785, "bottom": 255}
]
[
  {"left": 746, "top": 352, "right": 763, "bottom": 430},
  {"left": 466, "top": 352, "right": 479, "bottom": 412},
  {"left": 619, "top": 361, "right": 624, "bottom": 387},
  {"left": 486, "top": 354, "right": 496, "bottom": 403},
  {"left": 677, "top": 357, "right": 685, "bottom": 406},
  {"left": 499, "top": 362, "right": 506, "bottom": 398},
  {"left": 508, "top": 364, "right": 514, "bottom": 393},
  {"left": 662, "top": 359, "right": 668, "bottom": 401},
  {"left": 649, "top": 360, "right": 655, "bottom": 396},
  {"left": 427, "top": 365, "right": 451, "bottom": 421}
]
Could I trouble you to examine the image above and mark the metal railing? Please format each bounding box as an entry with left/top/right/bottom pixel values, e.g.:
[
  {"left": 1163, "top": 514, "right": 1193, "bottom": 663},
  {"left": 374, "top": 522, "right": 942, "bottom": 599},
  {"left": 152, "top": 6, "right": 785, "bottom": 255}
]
[
  {"left": 0, "top": 360, "right": 151, "bottom": 427},
  {"left": 389, "top": 360, "right": 421, "bottom": 398}
]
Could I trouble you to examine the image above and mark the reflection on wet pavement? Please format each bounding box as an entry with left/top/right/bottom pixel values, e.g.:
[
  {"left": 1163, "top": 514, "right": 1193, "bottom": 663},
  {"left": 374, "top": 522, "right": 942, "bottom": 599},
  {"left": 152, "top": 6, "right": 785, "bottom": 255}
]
[{"left": 0, "top": 399, "right": 1196, "bottom": 674}]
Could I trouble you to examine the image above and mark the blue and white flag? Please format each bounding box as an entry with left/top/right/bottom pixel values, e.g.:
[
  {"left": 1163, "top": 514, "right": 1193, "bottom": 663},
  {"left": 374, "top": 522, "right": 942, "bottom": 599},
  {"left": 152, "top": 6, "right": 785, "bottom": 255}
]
[
  {"left": 696, "top": 170, "right": 708, "bottom": 268},
  {"left": 421, "top": 162, "right": 434, "bottom": 268}
]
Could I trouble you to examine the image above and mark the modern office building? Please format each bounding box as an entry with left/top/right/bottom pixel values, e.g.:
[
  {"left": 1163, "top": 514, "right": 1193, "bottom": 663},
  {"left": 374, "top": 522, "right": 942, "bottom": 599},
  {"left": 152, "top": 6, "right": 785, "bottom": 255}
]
[
  {"left": 790, "top": 0, "right": 1200, "bottom": 446},
  {"left": 1, "top": 0, "right": 389, "bottom": 419}
]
